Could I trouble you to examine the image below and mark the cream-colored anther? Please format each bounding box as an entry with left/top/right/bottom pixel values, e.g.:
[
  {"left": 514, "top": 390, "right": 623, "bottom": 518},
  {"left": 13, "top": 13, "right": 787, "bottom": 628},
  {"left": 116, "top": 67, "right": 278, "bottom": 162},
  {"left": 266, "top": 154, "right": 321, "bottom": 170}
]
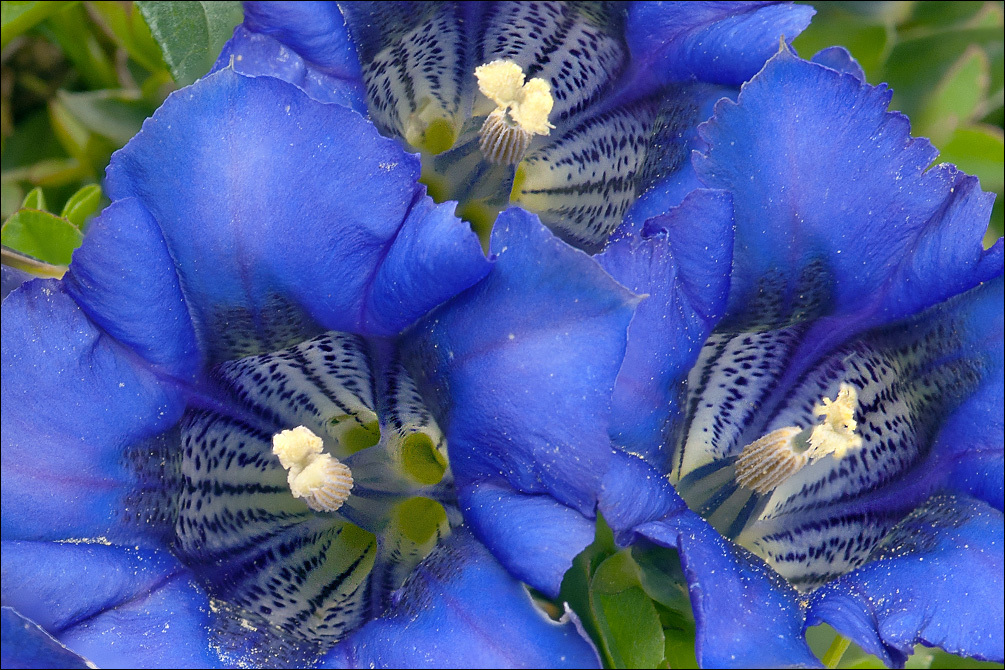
[
  {"left": 475, "top": 60, "right": 554, "bottom": 164},
  {"left": 805, "top": 383, "right": 863, "bottom": 459},
  {"left": 735, "top": 384, "right": 863, "bottom": 494},
  {"left": 273, "top": 426, "right": 353, "bottom": 512}
]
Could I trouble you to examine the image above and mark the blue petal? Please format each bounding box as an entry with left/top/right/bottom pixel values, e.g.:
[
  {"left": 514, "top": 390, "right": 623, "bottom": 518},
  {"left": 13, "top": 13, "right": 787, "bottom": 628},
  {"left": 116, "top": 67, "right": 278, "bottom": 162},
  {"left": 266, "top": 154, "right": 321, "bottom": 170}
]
[
  {"left": 632, "top": 506, "right": 819, "bottom": 668},
  {"left": 58, "top": 573, "right": 223, "bottom": 668},
  {"left": 600, "top": 450, "right": 689, "bottom": 535},
  {"left": 811, "top": 46, "right": 866, "bottom": 81},
  {"left": 694, "top": 49, "right": 1003, "bottom": 332},
  {"left": 927, "top": 278, "right": 1004, "bottom": 511},
  {"left": 808, "top": 495, "right": 1004, "bottom": 667},
  {"left": 322, "top": 529, "right": 600, "bottom": 669},
  {"left": 598, "top": 189, "right": 733, "bottom": 461},
  {"left": 1, "top": 608, "right": 89, "bottom": 670},
  {"left": 214, "top": 1, "right": 366, "bottom": 110},
  {"left": 1, "top": 544, "right": 224, "bottom": 668},
  {"left": 459, "top": 481, "right": 597, "bottom": 598},
  {"left": 624, "top": 1, "right": 815, "bottom": 87},
  {"left": 1, "top": 265, "right": 32, "bottom": 302},
  {"left": 1, "top": 280, "right": 185, "bottom": 542},
  {"left": 401, "top": 207, "right": 637, "bottom": 517},
  {"left": 63, "top": 198, "right": 200, "bottom": 379},
  {"left": 2, "top": 541, "right": 186, "bottom": 634},
  {"left": 104, "top": 68, "right": 488, "bottom": 361},
  {"left": 621, "top": 85, "right": 735, "bottom": 230}
]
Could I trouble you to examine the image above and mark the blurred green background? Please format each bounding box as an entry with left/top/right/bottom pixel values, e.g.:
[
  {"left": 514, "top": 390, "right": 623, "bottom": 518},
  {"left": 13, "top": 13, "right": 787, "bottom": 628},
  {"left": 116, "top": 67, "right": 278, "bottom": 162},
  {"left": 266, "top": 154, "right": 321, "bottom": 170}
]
[{"left": 0, "top": 4, "right": 1003, "bottom": 667}]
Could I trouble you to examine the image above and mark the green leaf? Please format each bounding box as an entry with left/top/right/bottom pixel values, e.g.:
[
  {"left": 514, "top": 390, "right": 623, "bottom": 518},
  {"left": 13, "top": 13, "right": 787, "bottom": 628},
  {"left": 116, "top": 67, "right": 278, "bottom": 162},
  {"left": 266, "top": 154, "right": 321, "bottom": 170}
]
[
  {"left": 885, "top": 26, "right": 1002, "bottom": 118},
  {"left": 916, "top": 46, "right": 990, "bottom": 143},
  {"left": 909, "top": 1, "right": 988, "bottom": 29},
  {"left": 87, "top": 1, "right": 167, "bottom": 74},
  {"left": 42, "top": 3, "right": 119, "bottom": 90},
  {"left": 57, "top": 90, "right": 153, "bottom": 146},
  {"left": 660, "top": 619, "right": 698, "bottom": 670},
  {"left": 939, "top": 123, "right": 1005, "bottom": 193},
  {"left": 136, "top": 1, "right": 244, "bottom": 86},
  {"left": 560, "top": 514, "right": 619, "bottom": 661},
  {"left": 630, "top": 543, "right": 690, "bottom": 612},
  {"left": 921, "top": 649, "right": 1005, "bottom": 669},
  {"left": 1, "top": 209, "right": 83, "bottom": 265},
  {"left": 1, "top": 1, "right": 75, "bottom": 50},
  {"left": 591, "top": 550, "right": 665, "bottom": 669},
  {"left": 21, "top": 187, "right": 46, "bottom": 211},
  {"left": 60, "top": 184, "right": 101, "bottom": 228}
]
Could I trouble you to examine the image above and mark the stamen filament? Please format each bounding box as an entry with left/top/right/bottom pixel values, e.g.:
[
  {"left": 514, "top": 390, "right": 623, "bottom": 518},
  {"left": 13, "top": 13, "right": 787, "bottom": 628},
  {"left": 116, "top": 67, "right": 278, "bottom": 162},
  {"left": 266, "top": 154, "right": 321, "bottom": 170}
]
[{"left": 735, "top": 384, "right": 863, "bottom": 494}]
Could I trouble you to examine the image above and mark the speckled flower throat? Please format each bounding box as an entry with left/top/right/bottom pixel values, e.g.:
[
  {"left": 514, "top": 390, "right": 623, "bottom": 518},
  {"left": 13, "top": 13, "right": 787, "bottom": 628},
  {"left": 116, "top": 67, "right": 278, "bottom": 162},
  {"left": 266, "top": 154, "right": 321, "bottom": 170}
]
[
  {"left": 341, "top": 1, "right": 699, "bottom": 251},
  {"left": 668, "top": 280, "right": 986, "bottom": 591},
  {"left": 131, "top": 332, "right": 454, "bottom": 646}
]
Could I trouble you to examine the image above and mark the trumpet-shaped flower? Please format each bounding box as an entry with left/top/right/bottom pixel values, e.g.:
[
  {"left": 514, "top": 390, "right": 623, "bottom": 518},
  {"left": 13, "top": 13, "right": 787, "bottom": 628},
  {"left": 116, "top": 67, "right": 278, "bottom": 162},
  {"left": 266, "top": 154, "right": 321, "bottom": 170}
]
[
  {"left": 217, "top": 0, "right": 815, "bottom": 250},
  {"left": 0, "top": 66, "right": 630, "bottom": 668},
  {"left": 402, "top": 48, "right": 1004, "bottom": 667}
]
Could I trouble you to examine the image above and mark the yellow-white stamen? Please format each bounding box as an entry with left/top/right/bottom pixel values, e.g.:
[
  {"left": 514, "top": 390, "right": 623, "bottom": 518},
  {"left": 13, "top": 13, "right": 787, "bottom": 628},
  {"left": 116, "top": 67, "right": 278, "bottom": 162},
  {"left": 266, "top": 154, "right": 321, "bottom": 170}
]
[
  {"left": 806, "top": 383, "right": 863, "bottom": 459},
  {"left": 475, "top": 60, "right": 554, "bottom": 164},
  {"left": 273, "top": 426, "right": 353, "bottom": 512},
  {"left": 735, "top": 384, "right": 863, "bottom": 494}
]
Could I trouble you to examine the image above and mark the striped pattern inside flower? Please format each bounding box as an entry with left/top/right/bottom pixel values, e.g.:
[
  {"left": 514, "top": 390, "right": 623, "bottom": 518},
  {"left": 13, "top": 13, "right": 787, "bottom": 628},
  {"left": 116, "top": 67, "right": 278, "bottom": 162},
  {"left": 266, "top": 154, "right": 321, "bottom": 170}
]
[
  {"left": 340, "top": 1, "right": 697, "bottom": 250},
  {"left": 671, "top": 287, "right": 987, "bottom": 590},
  {"left": 139, "top": 331, "right": 454, "bottom": 645}
]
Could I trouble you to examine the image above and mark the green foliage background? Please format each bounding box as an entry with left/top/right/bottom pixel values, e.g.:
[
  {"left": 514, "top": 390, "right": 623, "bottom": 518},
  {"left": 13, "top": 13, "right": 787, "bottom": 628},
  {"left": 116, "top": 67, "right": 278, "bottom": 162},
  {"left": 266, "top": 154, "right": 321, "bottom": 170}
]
[{"left": 1, "top": 2, "right": 1002, "bottom": 668}]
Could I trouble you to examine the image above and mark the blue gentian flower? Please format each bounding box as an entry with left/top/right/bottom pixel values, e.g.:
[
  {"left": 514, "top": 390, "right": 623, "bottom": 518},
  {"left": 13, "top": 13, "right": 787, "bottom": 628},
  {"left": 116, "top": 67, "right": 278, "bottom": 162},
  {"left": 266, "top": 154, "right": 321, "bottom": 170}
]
[
  {"left": 217, "top": 0, "right": 815, "bottom": 251},
  {"left": 601, "top": 50, "right": 1004, "bottom": 666},
  {"left": 402, "top": 48, "right": 1004, "bottom": 667},
  {"left": 0, "top": 64, "right": 628, "bottom": 668}
]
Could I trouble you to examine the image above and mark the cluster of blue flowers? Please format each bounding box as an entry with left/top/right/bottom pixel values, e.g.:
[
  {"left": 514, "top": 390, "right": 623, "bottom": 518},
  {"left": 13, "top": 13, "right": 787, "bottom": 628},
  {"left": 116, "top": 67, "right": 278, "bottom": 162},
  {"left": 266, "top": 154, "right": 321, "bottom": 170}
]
[{"left": 2, "top": 2, "right": 1002, "bottom": 668}]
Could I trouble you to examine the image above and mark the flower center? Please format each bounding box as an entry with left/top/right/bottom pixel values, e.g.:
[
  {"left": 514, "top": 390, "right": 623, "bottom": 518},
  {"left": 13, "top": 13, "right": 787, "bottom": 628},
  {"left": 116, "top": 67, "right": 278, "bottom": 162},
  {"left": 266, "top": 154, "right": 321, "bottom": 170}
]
[
  {"left": 342, "top": 2, "right": 700, "bottom": 251},
  {"left": 668, "top": 283, "right": 984, "bottom": 591},
  {"left": 474, "top": 60, "right": 555, "bottom": 165},
  {"left": 132, "top": 330, "right": 455, "bottom": 647},
  {"left": 273, "top": 426, "right": 354, "bottom": 513},
  {"left": 734, "top": 384, "right": 863, "bottom": 494}
]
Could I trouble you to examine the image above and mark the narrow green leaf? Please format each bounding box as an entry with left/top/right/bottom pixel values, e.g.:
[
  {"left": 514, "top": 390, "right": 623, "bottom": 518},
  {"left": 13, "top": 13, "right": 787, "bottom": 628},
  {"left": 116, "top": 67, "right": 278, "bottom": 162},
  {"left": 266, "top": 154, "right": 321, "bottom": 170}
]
[
  {"left": 920, "top": 649, "right": 1005, "bottom": 669},
  {"left": 87, "top": 1, "right": 167, "bottom": 74},
  {"left": 136, "top": 1, "right": 243, "bottom": 86},
  {"left": 790, "top": 10, "right": 893, "bottom": 81},
  {"left": 916, "top": 46, "right": 989, "bottom": 143},
  {"left": 559, "top": 514, "right": 619, "bottom": 664},
  {"left": 590, "top": 551, "right": 665, "bottom": 669},
  {"left": 1, "top": 209, "right": 83, "bottom": 265},
  {"left": 909, "top": 1, "right": 987, "bottom": 29},
  {"left": 21, "top": 187, "right": 46, "bottom": 211},
  {"left": 660, "top": 619, "right": 699, "bottom": 670},
  {"left": 1, "top": 183, "right": 25, "bottom": 219},
  {"left": 42, "top": 3, "right": 119, "bottom": 90},
  {"left": 60, "top": 184, "right": 102, "bottom": 228},
  {"left": 885, "top": 26, "right": 1002, "bottom": 118},
  {"left": 1, "top": 1, "right": 76, "bottom": 50},
  {"left": 56, "top": 90, "right": 153, "bottom": 146},
  {"left": 631, "top": 543, "right": 690, "bottom": 612}
]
